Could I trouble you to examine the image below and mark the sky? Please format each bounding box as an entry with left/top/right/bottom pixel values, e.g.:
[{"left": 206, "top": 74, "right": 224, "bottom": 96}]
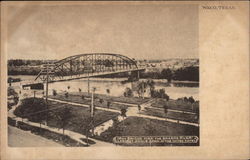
[{"left": 6, "top": 3, "right": 198, "bottom": 60}]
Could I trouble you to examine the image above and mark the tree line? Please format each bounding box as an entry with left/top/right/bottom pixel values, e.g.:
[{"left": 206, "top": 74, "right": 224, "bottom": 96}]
[
  {"left": 8, "top": 59, "right": 56, "bottom": 66},
  {"left": 8, "top": 59, "right": 199, "bottom": 82}
]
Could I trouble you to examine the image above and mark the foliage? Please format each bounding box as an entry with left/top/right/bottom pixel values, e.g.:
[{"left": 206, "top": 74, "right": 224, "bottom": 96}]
[
  {"left": 99, "top": 98, "right": 104, "bottom": 104},
  {"left": 81, "top": 95, "right": 85, "bottom": 100},
  {"left": 136, "top": 81, "right": 147, "bottom": 98},
  {"left": 120, "top": 108, "right": 127, "bottom": 117},
  {"left": 163, "top": 105, "right": 168, "bottom": 114},
  {"left": 65, "top": 92, "right": 69, "bottom": 98},
  {"left": 52, "top": 89, "right": 57, "bottom": 96},
  {"left": 123, "top": 87, "right": 133, "bottom": 97},
  {"left": 173, "top": 66, "right": 199, "bottom": 81},
  {"left": 107, "top": 101, "right": 111, "bottom": 108},
  {"left": 161, "top": 68, "right": 173, "bottom": 82},
  {"left": 8, "top": 87, "right": 18, "bottom": 97},
  {"left": 106, "top": 89, "right": 110, "bottom": 94},
  {"left": 188, "top": 96, "right": 195, "bottom": 104},
  {"left": 150, "top": 88, "right": 169, "bottom": 100},
  {"left": 50, "top": 106, "right": 73, "bottom": 135},
  {"left": 14, "top": 98, "right": 47, "bottom": 123},
  {"left": 8, "top": 87, "right": 19, "bottom": 110}
]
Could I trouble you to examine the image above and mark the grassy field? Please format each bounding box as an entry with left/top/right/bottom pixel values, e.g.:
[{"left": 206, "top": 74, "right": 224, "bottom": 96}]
[
  {"left": 141, "top": 108, "right": 198, "bottom": 123},
  {"left": 97, "top": 116, "right": 199, "bottom": 146},
  {"left": 49, "top": 93, "right": 134, "bottom": 111},
  {"left": 49, "top": 93, "right": 199, "bottom": 123},
  {"left": 50, "top": 91, "right": 149, "bottom": 105},
  {"left": 14, "top": 99, "right": 120, "bottom": 136},
  {"left": 47, "top": 101, "right": 120, "bottom": 134},
  {"left": 151, "top": 98, "right": 199, "bottom": 113}
]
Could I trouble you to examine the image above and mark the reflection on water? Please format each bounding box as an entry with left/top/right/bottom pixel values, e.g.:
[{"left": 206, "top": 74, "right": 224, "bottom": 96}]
[{"left": 9, "top": 75, "right": 199, "bottom": 100}]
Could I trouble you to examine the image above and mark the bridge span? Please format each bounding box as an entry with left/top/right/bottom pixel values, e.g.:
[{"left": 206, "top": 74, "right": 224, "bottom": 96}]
[{"left": 35, "top": 53, "right": 145, "bottom": 83}]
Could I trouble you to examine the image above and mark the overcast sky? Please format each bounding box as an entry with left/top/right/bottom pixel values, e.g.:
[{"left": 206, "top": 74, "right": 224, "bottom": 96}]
[{"left": 7, "top": 3, "right": 198, "bottom": 60}]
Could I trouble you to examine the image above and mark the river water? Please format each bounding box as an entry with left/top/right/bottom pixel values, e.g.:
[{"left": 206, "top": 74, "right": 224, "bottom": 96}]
[{"left": 9, "top": 75, "right": 199, "bottom": 100}]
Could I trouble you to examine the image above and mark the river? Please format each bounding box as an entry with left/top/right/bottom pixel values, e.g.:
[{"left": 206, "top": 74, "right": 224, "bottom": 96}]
[{"left": 9, "top": 75, "right": 199, "bottom": 100}]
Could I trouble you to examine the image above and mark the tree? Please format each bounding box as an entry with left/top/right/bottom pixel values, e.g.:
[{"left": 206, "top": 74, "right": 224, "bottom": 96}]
[
  {"left": 107, "top": 101, "right": 111, "bottom": 109},
  {"left": 173, "top": 66, "right": 199, "bottom": 81},
  {"left": 52, "top": 106, "right": 73, "bottom": 135},
  {"left": 163, "top": 105, "right": 168, "bottom": 114},
  {"left": 161, "top": 68, "right": 173, "bottom": 82},
  {"left": 65, "top": 92, "right": 69, "bottom": 98},
  {"left": 52, "top": 90, "right": 57, "bottom": 96},
  {"left": 146, "top": 79, "right": 155, "bottom": 93},
  {"left": 99, "top": 99, "right": 104, "bottom": 104},
  {"left": 14, "top": 98, "right": 46, "bottom": 123},
  {"left": 106, "top": 89, "right": 110, "bottom": 95},
  {"left": 120, "top": 108, "right": 127, "bottom": 118},
  {"left": 124, "top": 87, "right": 133, "bottom": 97},
  {"left": 138, "top": 104, "right": 141, "bottom": 112},
  {"left": 188, "top": 96, "right": 195, "bottom": 111},
  {"left": 136, "top": 81, "right": 147, "bottom": 98}
]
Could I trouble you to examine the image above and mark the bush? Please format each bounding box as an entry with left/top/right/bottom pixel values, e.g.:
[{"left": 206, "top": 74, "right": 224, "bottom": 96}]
[
  {"left": 53, "top": 90, "right": 57, "bottom": 96},
  {"left": 151, "top": 88, "right": 169, "bottom": 100},
  {"left": 65, "top": 92, "right": 69, "bottom": 98},
  {"left": 14, "top": 98, "right": 47, "bottom": 122},
  {"left": 123, "top": 87, "right": 133, "bottom": 97},
  {"left": 8, "top": 87, "right": 18, "bottom": 97},
  {"left": 188, "top": 96, "right": 195, "bottom": 104},
  {"left": 8, "top": 117, "right": 16, "bottom": 127},
  {"left": 120, "top": 108, "right": 127, "bottom": 117},
  {"left": 99, "top": 99, "right": 104, "bottom": 104}
]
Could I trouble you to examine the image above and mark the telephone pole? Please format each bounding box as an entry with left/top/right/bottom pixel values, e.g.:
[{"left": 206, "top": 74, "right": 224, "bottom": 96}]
[
  {"left": 90, "top": 87, "right": 96, "bottom": 136},
  {"left": 45, "top": 64, "right": 49, "bottom": 126}
]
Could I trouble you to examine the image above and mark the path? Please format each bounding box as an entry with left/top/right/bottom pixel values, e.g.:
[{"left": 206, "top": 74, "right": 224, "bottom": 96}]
[
  {"left": 48, "top": 98, "right": 199, "bottom": 128},
  {"left": 8, "top": 95, "right": 198, "bottom": 147},
  {"left": 94, "top": 115, "right": 126, "bottom": 136},
  {"left": 8, "top": 103, "right": 115, "bottom": 147},
  {"left": 8, "top": 126, "right": 63, "bottom": 147},
  {"left": 48, "top": 98, "right": 120, "bottom": 113}
]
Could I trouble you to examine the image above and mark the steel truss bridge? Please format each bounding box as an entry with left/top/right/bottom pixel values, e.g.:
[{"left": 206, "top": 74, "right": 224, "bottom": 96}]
[{"left": 35, "top": 53, "right": 145, "bottom": 82}]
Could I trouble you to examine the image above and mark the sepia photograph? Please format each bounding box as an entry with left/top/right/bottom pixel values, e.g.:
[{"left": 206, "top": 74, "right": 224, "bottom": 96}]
[
  {"left": 1, "top": 1, "right": 250, "bottom": 160},
  {"left": 6, "top": 3, "right": 200, "bottom": 147}
]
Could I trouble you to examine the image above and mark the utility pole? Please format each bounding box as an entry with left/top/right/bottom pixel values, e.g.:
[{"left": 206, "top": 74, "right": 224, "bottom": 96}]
[
  {"left": 90, "top": 87, "right": 96, "bottom": 136},
  {"left": 87, "top": 67, "right": 90, "bottom": 94},
  {"left": 142, "top": 81, "right": 144, "bottom": 99},
  {"left": 45, "top": 64, "right": 49, "bottom": 126},
  {"left": 33, "top": 91, "right": 36, "bottom": 99}
]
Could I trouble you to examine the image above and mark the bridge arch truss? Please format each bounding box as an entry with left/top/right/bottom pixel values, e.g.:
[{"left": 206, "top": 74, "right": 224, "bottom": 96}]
[{"left": 36, "top": 53, "right": 143, "bottom": 82}]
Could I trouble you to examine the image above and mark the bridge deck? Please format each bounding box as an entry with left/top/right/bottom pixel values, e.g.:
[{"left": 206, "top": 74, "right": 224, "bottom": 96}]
[{"left": 33, "top": 68, "right": 145, "bottom": 84}]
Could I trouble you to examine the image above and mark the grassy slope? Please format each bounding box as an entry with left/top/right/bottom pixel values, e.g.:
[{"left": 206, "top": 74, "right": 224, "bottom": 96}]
[
  {"left": 142, "top": 108, "right": 198, "bottom": 123},
  {"left": 98, "top": 116, "right": 199, "bottom": 146},
  {"left": 50, "top": 92, "right": 149, "bottom": 105},
  {"left": 47, "top": 101, "right": 120, "bottom": 134},
  {"left": 151, "top": 98, "right": 199, "bottom": 113}
]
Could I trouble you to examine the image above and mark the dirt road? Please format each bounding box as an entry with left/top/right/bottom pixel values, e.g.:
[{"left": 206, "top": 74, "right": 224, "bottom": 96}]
[{"left": 8, "top": 126, "right": 63, "bottom": 147}]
